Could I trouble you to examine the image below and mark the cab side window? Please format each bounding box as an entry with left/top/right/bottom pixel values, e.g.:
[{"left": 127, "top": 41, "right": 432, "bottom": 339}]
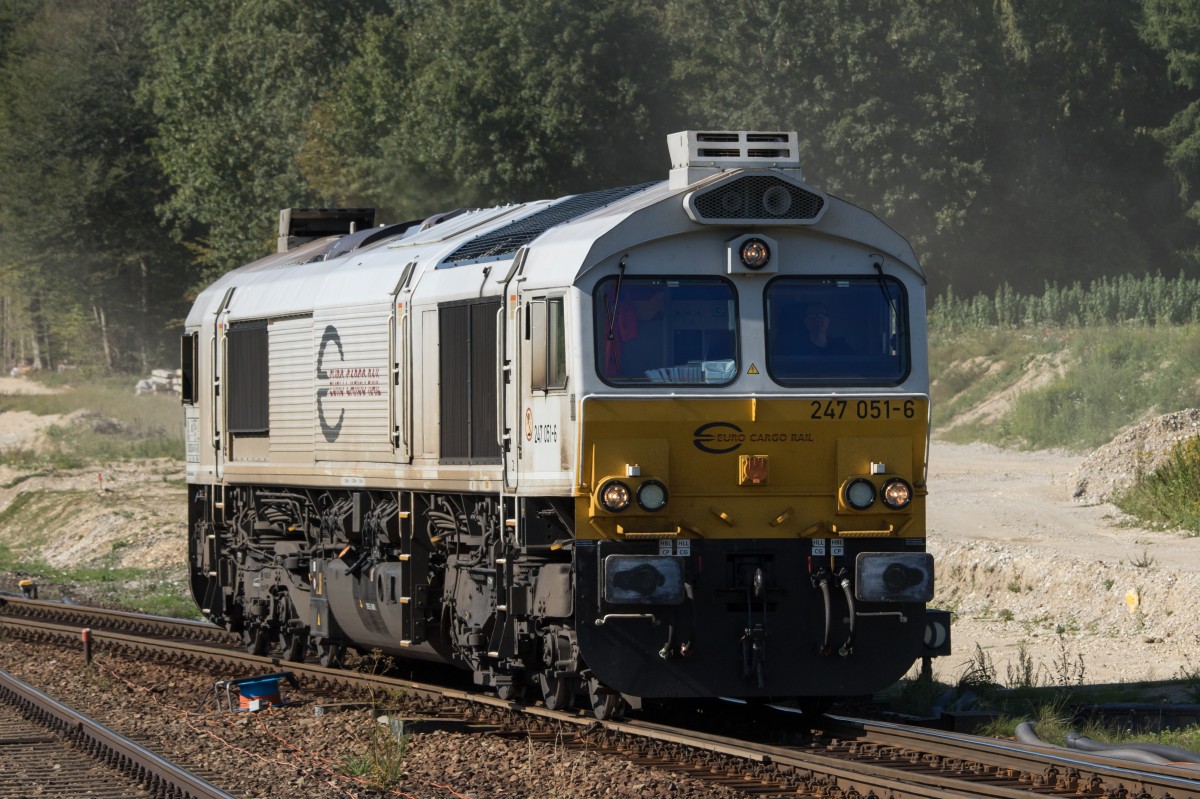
[{"left": 528, "top": 296, "right": 568, "bottom": 392}]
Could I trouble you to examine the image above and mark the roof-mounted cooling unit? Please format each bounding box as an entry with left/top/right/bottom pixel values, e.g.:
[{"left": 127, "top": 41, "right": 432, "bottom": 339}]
[{"left": 668, "top": 130, "right": 802, "bottom": 189}]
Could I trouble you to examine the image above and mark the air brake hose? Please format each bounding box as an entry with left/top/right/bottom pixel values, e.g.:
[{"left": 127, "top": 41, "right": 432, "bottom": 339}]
[
  {"left": 817, "top": 575, "right": 832, "bottom": 656},
  {"left": 838, "top": 576, "right": 856, "bottom": 657},
  {"left": 659, "top": 623, "right": 675, "bottom": 659}
]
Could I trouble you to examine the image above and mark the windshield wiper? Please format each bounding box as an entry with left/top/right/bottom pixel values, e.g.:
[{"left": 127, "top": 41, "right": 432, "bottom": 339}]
[
  {"left": 873, "top": 260, "right": 900, "bottom": 327},
  {"left": 606, "top": 257, "right": 627, "bottom": 340}
]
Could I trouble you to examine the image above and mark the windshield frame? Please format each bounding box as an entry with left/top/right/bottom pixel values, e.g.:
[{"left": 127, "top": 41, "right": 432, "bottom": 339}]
[
  {"left": 593, "top": 274, "right": 741, "bottom": 388},
  {"left": 764, "top": 274, "right": 911, "bottom": 387}
]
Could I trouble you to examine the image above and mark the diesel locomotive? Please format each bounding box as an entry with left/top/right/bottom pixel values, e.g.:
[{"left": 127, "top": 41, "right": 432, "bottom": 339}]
[{"left": 183, "top": 130, "right": 950, "bottom": 717}]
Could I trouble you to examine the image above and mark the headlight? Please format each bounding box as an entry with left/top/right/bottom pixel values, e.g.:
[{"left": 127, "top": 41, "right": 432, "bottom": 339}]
[
  {"left": 636, "top": 480, "right": 669, "bottom": 512},
  {"left": 843, "top": 478, "right": 875, "bottom": 510},
  {"left": 881, "top": 478, "right": 912, "bottom": 509},
  {"left": 739, "top": 238, "right": 771, "bottom": 270},
  {"left": 599, "top": 480, "right": 632, "bottom": 512}
]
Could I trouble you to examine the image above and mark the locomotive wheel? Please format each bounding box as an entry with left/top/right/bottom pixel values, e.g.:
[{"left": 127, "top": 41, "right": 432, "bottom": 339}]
[
  {"left": 242, "top": 626, "right": 270, "bottom": 656},
  {"left": 280, "top": 627, "right": 308, "bottom": 663},
  {"left": 586, "top": 676, "right": 623, "bottom": 720},
  {"left": 316, "top": 639, "right": 345, "bottom": 668},
  {"left": 537, "top": 672, "right": 570, "bottom": 711}
]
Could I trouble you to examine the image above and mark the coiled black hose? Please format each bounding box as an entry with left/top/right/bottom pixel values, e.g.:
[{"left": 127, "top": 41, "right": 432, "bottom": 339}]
[
  {"left": 1015, "top": 721, "right": 1171, "bottom": 765},
  {"left": 1066, "top": 730, "right": 1200, "bottom": 764}
]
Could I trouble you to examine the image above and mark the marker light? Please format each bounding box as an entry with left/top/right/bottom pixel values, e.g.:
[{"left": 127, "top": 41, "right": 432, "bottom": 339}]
[
  {"left": 739, "top": 238, "right": 771, "bottom": 270},
  {"left": 636, "top": 480, "right": 669, "bottom": 512},
  {"left": 599, "top": 480, "right": 632, "bottom": 512},
  {"left": 844, "top": 478, "right": 876, "bottom": 510},
  {"left": 881, "top": 478, "right": 913, "bottom": 509}
]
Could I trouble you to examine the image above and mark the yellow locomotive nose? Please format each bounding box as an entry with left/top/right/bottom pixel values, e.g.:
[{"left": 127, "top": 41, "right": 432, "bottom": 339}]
[{"left": 578, "top": 396, "right": 928, "bottom": 543}]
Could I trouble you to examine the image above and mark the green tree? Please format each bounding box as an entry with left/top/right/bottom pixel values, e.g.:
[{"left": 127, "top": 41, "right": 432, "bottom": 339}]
[
  {"left": 1141, "top": 0, "right": 1200, "bottom": 242},
  {"left": 139, "top": 0, "right": 389, "bottom": 275},
  {"left": 964, "top": 0, "right": 1184, "bottom": 291},
  {"left": 665, "top": 0, "right": 992, "bottom": 284},
  {"left": 0, "top": 0, "right": 191, "bottom": 370},
  {"left": 301, "top": 0, "right": 682, "bottom": 219},
  {"left": 667, "top": 0, "right": 1186, "bottom": 294}
]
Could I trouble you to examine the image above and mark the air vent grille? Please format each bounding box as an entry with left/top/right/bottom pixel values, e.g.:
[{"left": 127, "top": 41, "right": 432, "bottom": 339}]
[
  {"left": 692, "top": 175, "right": 825, "bottom": 221},
  {"left": 441, "top": 182, "right": 655, "bottom": 266}
]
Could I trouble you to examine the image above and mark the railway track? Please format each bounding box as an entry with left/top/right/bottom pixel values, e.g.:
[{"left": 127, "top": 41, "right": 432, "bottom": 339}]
[
  {"left": 0, "top": 665, "right": 235, "bottom": 799},
  {"left": 2, "top": 598, "right": 1198, "bottom": 799},
  {"left": 0, "top": 594, "right": 237, "bottom": 646}
]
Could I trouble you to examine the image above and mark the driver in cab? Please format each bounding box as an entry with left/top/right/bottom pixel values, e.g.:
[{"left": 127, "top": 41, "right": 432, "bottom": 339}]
[{"left": 800, "top": 302, "right": 854, "bottom": 355}]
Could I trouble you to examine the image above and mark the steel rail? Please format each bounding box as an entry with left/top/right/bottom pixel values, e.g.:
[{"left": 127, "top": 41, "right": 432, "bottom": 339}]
[
  {"left": 821, "top": 714, "right": 1200, "bottom": 794},
  {"left": 0, "top": 665, "right": 237, "bottom": 799},
  {"left": 3, "top": 612, "right": 1198, "bottom": 799},
  {"left": 0, "top": 596, "right": 233, "bottom": 644}
]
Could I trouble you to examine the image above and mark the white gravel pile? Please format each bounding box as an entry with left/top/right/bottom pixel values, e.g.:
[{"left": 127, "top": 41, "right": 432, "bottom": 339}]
[
  {"left": 1069, "top": 409, "right": 1200, "bottom": 504},
  {"left": 931, "top": 538, "right": 1200, "bottom": 688}
]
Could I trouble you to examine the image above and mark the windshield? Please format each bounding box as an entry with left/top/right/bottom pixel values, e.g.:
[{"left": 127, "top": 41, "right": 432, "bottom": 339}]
[
  {"left": 595, "top": 277, "right": 738, "bottom": 385},
  {"left": 765, "top": 276, "right": 909, "bottom": 385}
]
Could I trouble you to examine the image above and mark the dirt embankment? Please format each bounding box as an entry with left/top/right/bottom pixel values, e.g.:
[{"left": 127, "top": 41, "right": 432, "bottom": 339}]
[
  {"left": 0, "top": 377, "right": 184, "bottom": 580},
  {"left": 928, "top": 436, "right": 1200, "bottom": 691}
]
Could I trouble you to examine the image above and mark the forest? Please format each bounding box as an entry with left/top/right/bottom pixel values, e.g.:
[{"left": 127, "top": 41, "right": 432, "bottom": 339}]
[{"left": 3, "top": 0, "right": 1200, "bottom": 371}]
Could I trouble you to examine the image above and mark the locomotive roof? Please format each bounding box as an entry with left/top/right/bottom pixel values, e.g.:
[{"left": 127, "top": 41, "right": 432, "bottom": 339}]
[{"left": 185, "top": 171, "right": 921, "bottom": 328}]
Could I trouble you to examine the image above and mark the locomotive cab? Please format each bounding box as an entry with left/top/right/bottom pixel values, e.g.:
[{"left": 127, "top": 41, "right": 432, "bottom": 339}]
[{"left": 561, "top": 138, "right": 944, "bottom": 704}]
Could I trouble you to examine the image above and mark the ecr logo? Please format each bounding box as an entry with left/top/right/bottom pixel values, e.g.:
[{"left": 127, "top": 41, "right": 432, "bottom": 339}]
[{"left": 693, "top": 421, "right": 744, "bottom": 454}]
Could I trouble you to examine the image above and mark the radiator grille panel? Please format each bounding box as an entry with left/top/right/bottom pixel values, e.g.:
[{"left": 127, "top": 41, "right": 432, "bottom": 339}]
[{"left": 692, "top": 175, "right": 824, "bottom": 221}]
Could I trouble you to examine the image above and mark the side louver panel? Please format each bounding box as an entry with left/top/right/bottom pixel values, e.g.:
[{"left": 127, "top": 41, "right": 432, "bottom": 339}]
[{"left": 684, "top": 173, "right": 828, "bottom": 226}]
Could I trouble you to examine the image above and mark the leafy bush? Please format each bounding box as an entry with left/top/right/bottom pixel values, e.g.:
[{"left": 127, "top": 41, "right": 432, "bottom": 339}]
[{"left": 1114, "top": 437, "right": 1200, "bottom": 534}]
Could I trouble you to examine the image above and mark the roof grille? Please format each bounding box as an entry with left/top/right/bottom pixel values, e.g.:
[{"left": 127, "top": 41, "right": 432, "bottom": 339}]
[
  {"left": 440, "top": 182, "right": 656, "bottom": 267},
  {"left": 689, "top": 174, "right": 826, "bottom": 224}
]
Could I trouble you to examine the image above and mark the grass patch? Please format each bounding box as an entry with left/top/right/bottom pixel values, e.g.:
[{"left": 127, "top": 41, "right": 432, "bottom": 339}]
[
  {"left": 341, "top": 724, "right": 411, "bottom": 790},
  {"left": 0, "top": 490, "right": 92, "bottom": 548},
  {"left": 0, "top": 375, "right": 182, "bottom": 467},
  {"left": 0, "top": 548, "right": 199, "bottom": 619},
  {"left": 885, "top": 642, "right": 1200, "bottom": 748},
  {"left": 931, "top": 324, "right": 1200, "bottom": 449},
  {"left": 979, "top": 711, "right": 1200, "bottom": 751},
  {"left": 930, "top": 329, "right": 1059, "bottom": 430},
  {"left": 0, "top": 488, "right": 197, "bottom": 619},
  {"left": 1114, "top": 436, "right": 1200, "bottom": 533}
]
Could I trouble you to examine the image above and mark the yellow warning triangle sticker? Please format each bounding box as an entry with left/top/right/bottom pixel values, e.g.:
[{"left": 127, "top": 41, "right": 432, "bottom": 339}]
[{"left": 747, "top": 363, "right": 760, "bottom": 375}]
